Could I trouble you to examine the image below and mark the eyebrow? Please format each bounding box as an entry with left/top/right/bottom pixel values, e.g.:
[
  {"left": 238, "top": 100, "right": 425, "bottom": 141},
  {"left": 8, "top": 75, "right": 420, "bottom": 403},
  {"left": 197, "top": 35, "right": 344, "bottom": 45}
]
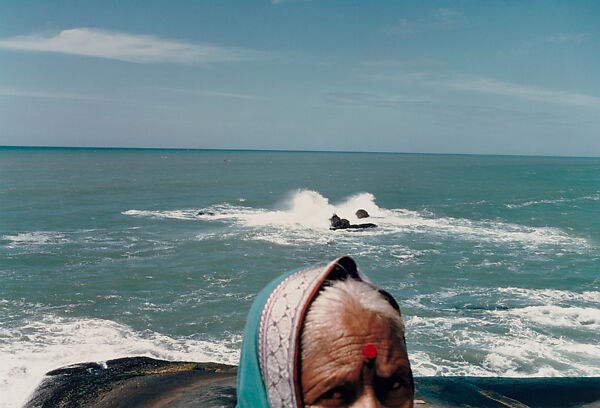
[
  {"left": 315, "top": 355, "right": 411, "bottom": 391},
  {"left": 304, "top": 364, "right": 359, "bottom": 397},
  {"left": 377, "top": 360, "right": 412, "bottom": 379}
]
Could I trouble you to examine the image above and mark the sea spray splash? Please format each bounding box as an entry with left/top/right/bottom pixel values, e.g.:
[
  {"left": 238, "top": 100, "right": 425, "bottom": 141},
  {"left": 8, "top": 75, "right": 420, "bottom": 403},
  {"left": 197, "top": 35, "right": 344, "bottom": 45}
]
[
  {"left": 239, "top": 190, "right": 383, "bottom": 229},
  {"left": 124, "top": 189, "right": 591, "bottom": 251},
  {"left": 241, "top": 189, "right": 337, "bottom": 229}
]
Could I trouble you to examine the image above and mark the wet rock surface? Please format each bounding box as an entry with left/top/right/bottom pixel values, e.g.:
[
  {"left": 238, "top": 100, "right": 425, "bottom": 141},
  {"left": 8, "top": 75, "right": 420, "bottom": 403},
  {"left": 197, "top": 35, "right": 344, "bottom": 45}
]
[
  {"left": 329, "top": 214, "right": 350, "bottom": 229},
  {"left": 329, "top": 213, "right": 377, "bottom": 230},
  {"left": 413, "top": 377, "right": 600, "bottom": 407},
  {"left": 24, "top": 357, "right": 237, "bottom": 408},
  {"left": 355, "top": 209, "right": 370, "bottom": 219},
  {"left": 330, "top": 222, "right": 377, "bottom": 230}
]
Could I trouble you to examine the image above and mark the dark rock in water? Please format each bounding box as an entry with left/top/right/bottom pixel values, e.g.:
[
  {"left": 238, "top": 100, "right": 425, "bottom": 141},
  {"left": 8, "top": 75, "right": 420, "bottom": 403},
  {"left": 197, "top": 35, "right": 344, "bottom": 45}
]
[
  {"left": 352, "top": 223, "right": 377, "bottom": 229},
  {"left": 330, "top": 222, "right": 377, "bottom": 230},
  {"left": 355, "top": 209, "right": 370, "bottom": 219},
  {"left": 337, "top": 218, "right": 351, "bottom": 227},
  {"left": 329, "top": 214, "right": 341, "bottom": 224},
  {"left": 330, "top": 213, "right": 376, "bottom": 230},
  {"left": 197, "top": 211, "right": 215, "bottom": 216},
  {"left": 329, "top": 214, "right": 350, "bottom": 229},
  {"left": 413, "top": 377, "right": 600, "bottom": 407}
]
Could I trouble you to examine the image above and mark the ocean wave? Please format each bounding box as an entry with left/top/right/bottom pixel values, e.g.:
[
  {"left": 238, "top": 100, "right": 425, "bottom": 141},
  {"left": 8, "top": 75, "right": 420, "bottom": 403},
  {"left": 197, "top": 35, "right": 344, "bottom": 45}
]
[
  {"left": 382, "top": 208, "right": 587, "bottom": 249},
  {"left": 496, "top": 287, "right": 600, "bottom": 305},
  {"left": 1, "top": 232, "right": 69, "bottom": 249},
  {"left": 402, "top": 285, "right": 600, "bottom": 377},
  {"left": 499, "top": 305, "right": 600, "bottom": 330},
  {"left": 406, "top": 310, "right": 600, "bottom": 377},
  {"left": 505, "top": 193, "right": 600, "bottom": 209},
  {"left": 0, "top": 315, "right": 240, "bottom": 408},
  {"left": 122, "top": 209, "right": 200, "bottom": 220},
  {"left": 405, "top": 287, "right": 600, "bottom": 313},
  {"left": 1, "top": 229, "right": 159, "bottom": 256},
  {"left": 123, "top": 189, "right": 591, "bottom": 251}
]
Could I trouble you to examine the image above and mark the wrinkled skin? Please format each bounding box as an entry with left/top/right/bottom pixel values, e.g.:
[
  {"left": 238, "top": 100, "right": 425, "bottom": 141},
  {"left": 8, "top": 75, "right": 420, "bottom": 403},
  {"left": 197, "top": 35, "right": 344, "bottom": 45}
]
[{"left": 301, "top": 310, "right": 413, "bottom": 408}]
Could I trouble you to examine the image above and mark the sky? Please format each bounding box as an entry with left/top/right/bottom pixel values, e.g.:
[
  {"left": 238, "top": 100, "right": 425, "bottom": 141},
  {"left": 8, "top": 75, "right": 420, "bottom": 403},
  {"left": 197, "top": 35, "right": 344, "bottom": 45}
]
[{"left": 0, "top": 0, "right": 598, "bottom": 156}]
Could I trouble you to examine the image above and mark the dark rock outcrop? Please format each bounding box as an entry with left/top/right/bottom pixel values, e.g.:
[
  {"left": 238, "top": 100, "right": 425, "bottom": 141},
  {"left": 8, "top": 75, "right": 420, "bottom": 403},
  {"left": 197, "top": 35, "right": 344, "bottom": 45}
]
[
  {"left": 329, "top": 214, "right": 350, "bottom": 229},
  {"left": 24, "top": 357, "right": 236, "bottom": 408},
  {"left": 330, "top": 222, "right": 377, "bottom": 230},
  {"left": 355, "top": 209, "right": 370, "bottom": 219},
  {"left": 330, "top": 213, "right": 376, "bottom": 230}
]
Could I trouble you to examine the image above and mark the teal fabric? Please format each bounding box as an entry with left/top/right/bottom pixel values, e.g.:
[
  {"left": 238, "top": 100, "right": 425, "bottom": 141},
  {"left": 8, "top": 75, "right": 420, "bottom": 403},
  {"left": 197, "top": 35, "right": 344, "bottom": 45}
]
[{"left": 236, "top": 267, "right": 303, "bottom": 408}]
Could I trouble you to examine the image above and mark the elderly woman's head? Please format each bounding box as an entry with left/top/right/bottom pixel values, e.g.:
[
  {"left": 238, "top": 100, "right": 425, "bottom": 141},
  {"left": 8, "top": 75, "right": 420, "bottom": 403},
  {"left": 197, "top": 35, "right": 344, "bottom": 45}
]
[
  {"left": 301, "top": 279, "right": 413, "bottom": 407},
  {"left": 236, "top": 257, "right": 413, "bottom": 408}
]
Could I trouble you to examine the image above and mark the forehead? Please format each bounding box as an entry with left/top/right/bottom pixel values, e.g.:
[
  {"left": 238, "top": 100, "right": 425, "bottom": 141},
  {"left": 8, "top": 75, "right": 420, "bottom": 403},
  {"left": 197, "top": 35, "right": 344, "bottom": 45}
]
[{"left": 303, "top": 310, "right": 409, "bottom": 381}]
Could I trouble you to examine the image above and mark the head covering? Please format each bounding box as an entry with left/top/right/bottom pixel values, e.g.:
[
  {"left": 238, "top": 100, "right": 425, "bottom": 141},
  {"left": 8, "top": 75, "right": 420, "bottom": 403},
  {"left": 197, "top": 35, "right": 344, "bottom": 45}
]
[{"left": 236, "top": 256, "right": 401, "bottom": 408}]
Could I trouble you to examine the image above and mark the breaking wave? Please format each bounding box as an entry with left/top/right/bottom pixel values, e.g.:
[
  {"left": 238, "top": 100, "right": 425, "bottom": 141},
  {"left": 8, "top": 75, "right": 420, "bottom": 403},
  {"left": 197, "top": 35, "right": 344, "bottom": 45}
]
[
  {"left": 405, "top": 286, "right": 600, "bottom": 377},
  {"left": 0, "top": 313, "right": 240, "bottom": 408},
  {"left": 123, "top": 189, "right": 591, "bottom": 250}
]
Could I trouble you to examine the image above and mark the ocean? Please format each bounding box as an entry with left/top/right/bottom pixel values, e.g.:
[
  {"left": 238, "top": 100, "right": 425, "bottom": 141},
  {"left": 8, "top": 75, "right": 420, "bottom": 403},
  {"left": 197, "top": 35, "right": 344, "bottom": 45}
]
[{"left": 1, "top": 147, "right": 599, "bottom": 408}]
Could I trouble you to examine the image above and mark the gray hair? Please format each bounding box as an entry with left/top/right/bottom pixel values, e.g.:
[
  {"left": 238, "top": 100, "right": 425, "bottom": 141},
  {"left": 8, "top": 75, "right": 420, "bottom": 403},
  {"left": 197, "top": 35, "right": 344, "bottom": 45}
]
[{"left": 300, "top": 279, "right": 406, "bottom": 364}]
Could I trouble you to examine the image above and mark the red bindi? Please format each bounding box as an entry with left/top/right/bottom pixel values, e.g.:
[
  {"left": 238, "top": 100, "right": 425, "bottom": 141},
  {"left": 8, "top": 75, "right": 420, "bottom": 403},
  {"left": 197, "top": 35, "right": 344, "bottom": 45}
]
[{"left": 363, "top": 344, "right": 377, "bottom": 359}]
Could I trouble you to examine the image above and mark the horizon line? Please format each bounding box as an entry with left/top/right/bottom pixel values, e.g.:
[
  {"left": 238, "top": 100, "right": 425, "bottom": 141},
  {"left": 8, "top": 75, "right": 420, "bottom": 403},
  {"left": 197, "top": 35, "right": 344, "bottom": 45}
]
[{"left": 1, "top": 145, "right": 598, "bottom": 159}]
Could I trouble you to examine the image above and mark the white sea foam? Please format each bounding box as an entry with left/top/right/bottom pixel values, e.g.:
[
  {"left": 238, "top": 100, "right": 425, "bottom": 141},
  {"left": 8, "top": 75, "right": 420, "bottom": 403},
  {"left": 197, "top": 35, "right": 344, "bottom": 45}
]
[
  {"left": 123, "top": 189, "right": 591, "bottom": 252},
  {"left": 379, "top": 208, "right": 588, "bottom": 249},
  {"left": 0, "top": 315, "right": 240, "bottom": 408},
  {"left": 122, "top": 209, "right": 199, "bottom": 220},
  {"left": 496, "top": 287, "right": 600, "bottom": 305},
  {"left": 1, "top": 231, "right": 69, "bottom": 248},
  {"left": 500, "top": 306, "right": 600, "bottom": 329},
  {"left": 406, "top": 310, "right": 600, "bottom": 377},
  {"left": 403, "top": 283, "right": 600, "bottom": 377},
  {"left": 506, "top": 193, "right": 600, "bottom": 209}
]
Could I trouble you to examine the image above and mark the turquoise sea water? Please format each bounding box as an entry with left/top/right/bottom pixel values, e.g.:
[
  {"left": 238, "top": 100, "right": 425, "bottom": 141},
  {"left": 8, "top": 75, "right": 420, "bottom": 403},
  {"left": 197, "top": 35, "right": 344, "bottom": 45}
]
[{"left": 1, "top": 147, "right": 599, "bottom": 407}]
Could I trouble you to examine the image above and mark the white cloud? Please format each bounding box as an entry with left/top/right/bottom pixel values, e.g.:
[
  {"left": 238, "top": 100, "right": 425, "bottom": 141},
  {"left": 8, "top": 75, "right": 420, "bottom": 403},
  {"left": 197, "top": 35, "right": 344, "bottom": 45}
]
[
  {"left": 322, "top": 90, "right": 564, "bottom": 127},
  {"left": 368, "top": 68, "right": 600, "bottom": 108},
  {"left": 361, "top": 59, "right": 442, "bottom": 68},
  {"left": 545, "top": 33, "right": 588, "bottom": 44},
  {"left": 435, "top": 8, "right": 462, "bottom": 25},
  {"left": 0, "top": 28, "right": 263, "bottom": 64},
  {"left": 387, "top": 8, "right": 463, "bottom": 35},
  {"left": 324, "top": 91, "right": 429, "bottom": 107},
  {"left": 155, "top": 87, "right": 257, "bottom": 100},
  {"left": 499, "top": 33, "right": 589, "bottom": 57},
  {"left": 449, "top": 77, "right": 600, "bottom": 108},
  {"left": 0, "top": 87, "right": 115, "bottom": 101}
]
